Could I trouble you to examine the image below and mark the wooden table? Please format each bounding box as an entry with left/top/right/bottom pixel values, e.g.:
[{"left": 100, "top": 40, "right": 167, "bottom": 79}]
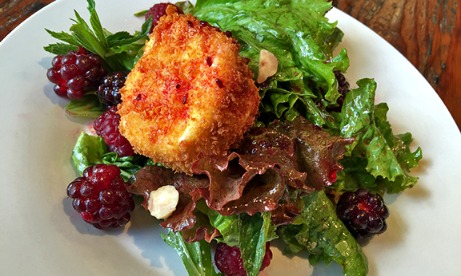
[{"left": 1, "top": 0, "right": 460, "bottom": 130}]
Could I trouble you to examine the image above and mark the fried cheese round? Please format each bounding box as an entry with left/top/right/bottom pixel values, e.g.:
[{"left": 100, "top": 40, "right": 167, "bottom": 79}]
[{"left": 117, "top": 10, "right": 260, "bottom": 174}]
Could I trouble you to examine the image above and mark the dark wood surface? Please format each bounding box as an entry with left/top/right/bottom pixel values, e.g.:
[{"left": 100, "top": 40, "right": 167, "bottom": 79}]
[{"left": 1, "top": 0, "right": 460, "bottom": 129}]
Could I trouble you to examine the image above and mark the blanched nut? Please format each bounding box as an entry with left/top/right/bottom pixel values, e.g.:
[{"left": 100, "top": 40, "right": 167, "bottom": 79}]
[
  {"left": 257, "top": 49, "right": 278, "bottom": 83},
  {"left": 147, "top": 185, "right": 179, "bottom": 220}
]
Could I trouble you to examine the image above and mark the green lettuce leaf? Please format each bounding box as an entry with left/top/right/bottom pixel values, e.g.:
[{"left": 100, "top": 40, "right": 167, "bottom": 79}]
[
  {"left": 72, "top": 132, "right": 108, "bottom": 175},
  {"left": 196, "top": 200, "right": 276, "bottom": 276},
  {"left": 71, "top": 132, "right": 147, "bottom": 180},
  {"left": 162, "top": 230, "right": 222, "bottom": 276},
  {"left": 192, "top": 0, "right": 349, "bottom": 127},
  {"left": 337, "top": 78, "right": 422, "bottom": 193},
  {"left": 65, "top": 94, "right": 105, "bottom": 118},
  {"left": 279, "top": 190, "right": 368, "bottom": 276}
]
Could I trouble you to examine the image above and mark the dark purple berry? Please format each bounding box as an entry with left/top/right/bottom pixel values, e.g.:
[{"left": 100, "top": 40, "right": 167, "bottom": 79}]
[
  {"left": 96, "top": 72, "right": 127, "bottom": 107},
  {"left": 336, "top": 189, "right": 389, "bottom": 240},
  {"left": 93, "top": 106, "right": 134, "bottom": 157},
  {"left": 215, "top": 242, "right": 273, "bottom": 276},
  {"left": 46, "top": 47, "right": 106, "bottom": 100},
  {"left": 66, "top": 164, "right": 135, "bottom": 229}
]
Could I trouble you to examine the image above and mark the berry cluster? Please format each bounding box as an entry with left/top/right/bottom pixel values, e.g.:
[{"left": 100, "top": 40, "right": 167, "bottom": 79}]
[
  {"left": 336, "top": 189, "right": 389, "bottom": 240},
  {"left": 46, "top": 47, "right": 106, "bottom": 99},
  {"left": 66, "top": 164, "right": 135, "bottom": 229}
]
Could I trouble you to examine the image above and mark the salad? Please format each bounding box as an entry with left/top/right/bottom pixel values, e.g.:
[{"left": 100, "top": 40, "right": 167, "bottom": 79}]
[{"left": 44, "top": 0, "right": 423, "bottom": 275}]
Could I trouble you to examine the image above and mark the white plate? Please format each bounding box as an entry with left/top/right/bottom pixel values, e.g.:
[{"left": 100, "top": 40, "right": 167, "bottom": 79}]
[{"left": 1, "top": 0, "right": 460, "bottom": 275}]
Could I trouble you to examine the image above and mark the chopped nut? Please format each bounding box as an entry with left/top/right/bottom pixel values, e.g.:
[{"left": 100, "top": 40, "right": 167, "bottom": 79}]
[
  {"left": 147, "top": 185, "right": 179, "bottom": 220},
  {"left": 257, "top": 49, "right": 278, "bottom": 83}
]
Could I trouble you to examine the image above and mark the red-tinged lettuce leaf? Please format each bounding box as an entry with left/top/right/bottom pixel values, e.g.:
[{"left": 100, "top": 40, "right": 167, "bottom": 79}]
[
  {"left": 130, "top": 117, "right": 353, "bottom": 233},
  {"left": 271, "top": 117, "right": 354, "bottom": 190},
  {"left": 180, "top": 211, "right": 221, "bottom": 243},
  {"left": 129, "top": 166, "right": 209, "bottom": 232},
  {"left": 192, "top": 151, "right": 308, "bottom": 217},
  {"left": 192, "top": 123, "right": 315, "bottom": 217}
]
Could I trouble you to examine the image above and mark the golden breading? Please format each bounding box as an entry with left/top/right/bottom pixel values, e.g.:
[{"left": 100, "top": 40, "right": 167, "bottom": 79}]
[{"left": 117, "top": 8, "right": 260, "bottom": 174}]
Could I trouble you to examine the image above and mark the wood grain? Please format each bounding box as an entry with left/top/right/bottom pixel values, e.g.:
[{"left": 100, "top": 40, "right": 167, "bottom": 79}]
[
  {"left": 333, "top": 0, "right": 461, "bottom": 129},
  {"left": 1, "top": 0, "right": 460, "bottom": 129},
  {"left": 0, "top": 0, "right": 54, "bottom": 37}
]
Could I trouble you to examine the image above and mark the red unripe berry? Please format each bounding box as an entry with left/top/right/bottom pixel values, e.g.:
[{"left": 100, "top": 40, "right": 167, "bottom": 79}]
[
  {"left": 93, "top": 106, "right": 134, "bottom": 157},
  {"left": 47, "top": 47, "right": 105, "bottom": 99},
  {"left": 215, "top": 242, "right": 273, "bottom": 275},
  {"left": 66, "top": 164, "right": 135, "bottom": 229}
]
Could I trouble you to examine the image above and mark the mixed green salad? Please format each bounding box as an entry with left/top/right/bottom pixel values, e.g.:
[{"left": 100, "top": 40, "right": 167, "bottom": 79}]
[{"left": 44, "top": 0, "right": 423, "bottom": 275}]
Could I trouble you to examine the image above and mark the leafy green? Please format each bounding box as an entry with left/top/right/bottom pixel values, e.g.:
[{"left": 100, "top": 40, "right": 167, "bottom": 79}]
[
  {"left": 238, "top": 212, "right": 275, "bottom": 275},
  {"left": 192, "top": 0, "right": 348, "bottom": 127},
  {"left": 58, "top": 1, "right": 423, "bottom": 275},
  {"left": 195, "top": 201, "right": 240, "bottom": 245},
  {"left": 196, "top": 201, "right": 277, "bottom": 276},
  {"left": 72, "top": 132, "right": 108, "bottom": 175},
  {"left": 71, "top": 132, "right": 146, "bottom": 180},
  {"left": 44, "top": 0, "right": 151, "bottom": 71},
  {"left": 65, "top": 95, "right": 105, "bottom": 118},
  {"left": 279, "top": 191, "right": 368, "bottom": 276},
  {"left": 335, "top": 79, "right": 422, "bottom": 193},
  {"left": 43, "top": 43, "right": 78, "bottom": 54},
  {"left": 162, "top": 230, "right": 222, "bottom": 276}
]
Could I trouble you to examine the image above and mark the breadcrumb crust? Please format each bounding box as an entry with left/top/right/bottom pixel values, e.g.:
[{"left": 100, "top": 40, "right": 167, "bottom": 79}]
[{"left": 118, "top": 9, "right": 259, "bottom": 174}]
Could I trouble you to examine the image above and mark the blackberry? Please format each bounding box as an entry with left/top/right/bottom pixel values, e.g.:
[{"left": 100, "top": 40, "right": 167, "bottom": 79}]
[
  {"left": 94, "top": 106, "right": 134, "bottom": 157},
  {"left": 66, "top": 164, "right": 135, "bottom": 229},
  {"left": 145, "top": 3, "right": 183, "bottom": 32},
  {"left": 96, "top": 72, "right": 127, "bottom": 107},
  {"left": 336, "top": 189, "right": 389, "bottom": 240},
  {"left": 46, "top": 47, "right": 106, "bottom": 100},
  {"left": 215, "top": 242, "right": 273, "bottom": 276}
]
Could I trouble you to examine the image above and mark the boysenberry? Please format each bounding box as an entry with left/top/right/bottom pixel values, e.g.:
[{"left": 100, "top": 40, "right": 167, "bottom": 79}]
[
  {"left": 94, "top": 106, "right": 134, "bottom": 157},
  {"left": 215, "top": 242, "right": 273, "bottom": 276},
  {"left": 336, "top": 189, "right": 389, "bottom": 240},
  {"left": 47, "top": 47, "right": 106, "bottom": 100},
  {"left": 66, "top": 164, "right": 135, "bottom": 229},
  {"left": 96, "top": 72, "right": 127, "bottom": 107}
]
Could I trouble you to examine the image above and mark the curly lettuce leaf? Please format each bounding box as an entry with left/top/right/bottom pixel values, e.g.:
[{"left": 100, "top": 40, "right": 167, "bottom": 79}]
[
  {"left": 337, "top": 78, "right": 422, "bottom": 193},
  {"left": 279, "top": 190, "right": 368, "bottom": 276},
  {"left": 270, "top": 117, "right": 354, "bottom": 189},
  {"left": 192, "top": 0, "right": 349, "bottom": 126}
]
